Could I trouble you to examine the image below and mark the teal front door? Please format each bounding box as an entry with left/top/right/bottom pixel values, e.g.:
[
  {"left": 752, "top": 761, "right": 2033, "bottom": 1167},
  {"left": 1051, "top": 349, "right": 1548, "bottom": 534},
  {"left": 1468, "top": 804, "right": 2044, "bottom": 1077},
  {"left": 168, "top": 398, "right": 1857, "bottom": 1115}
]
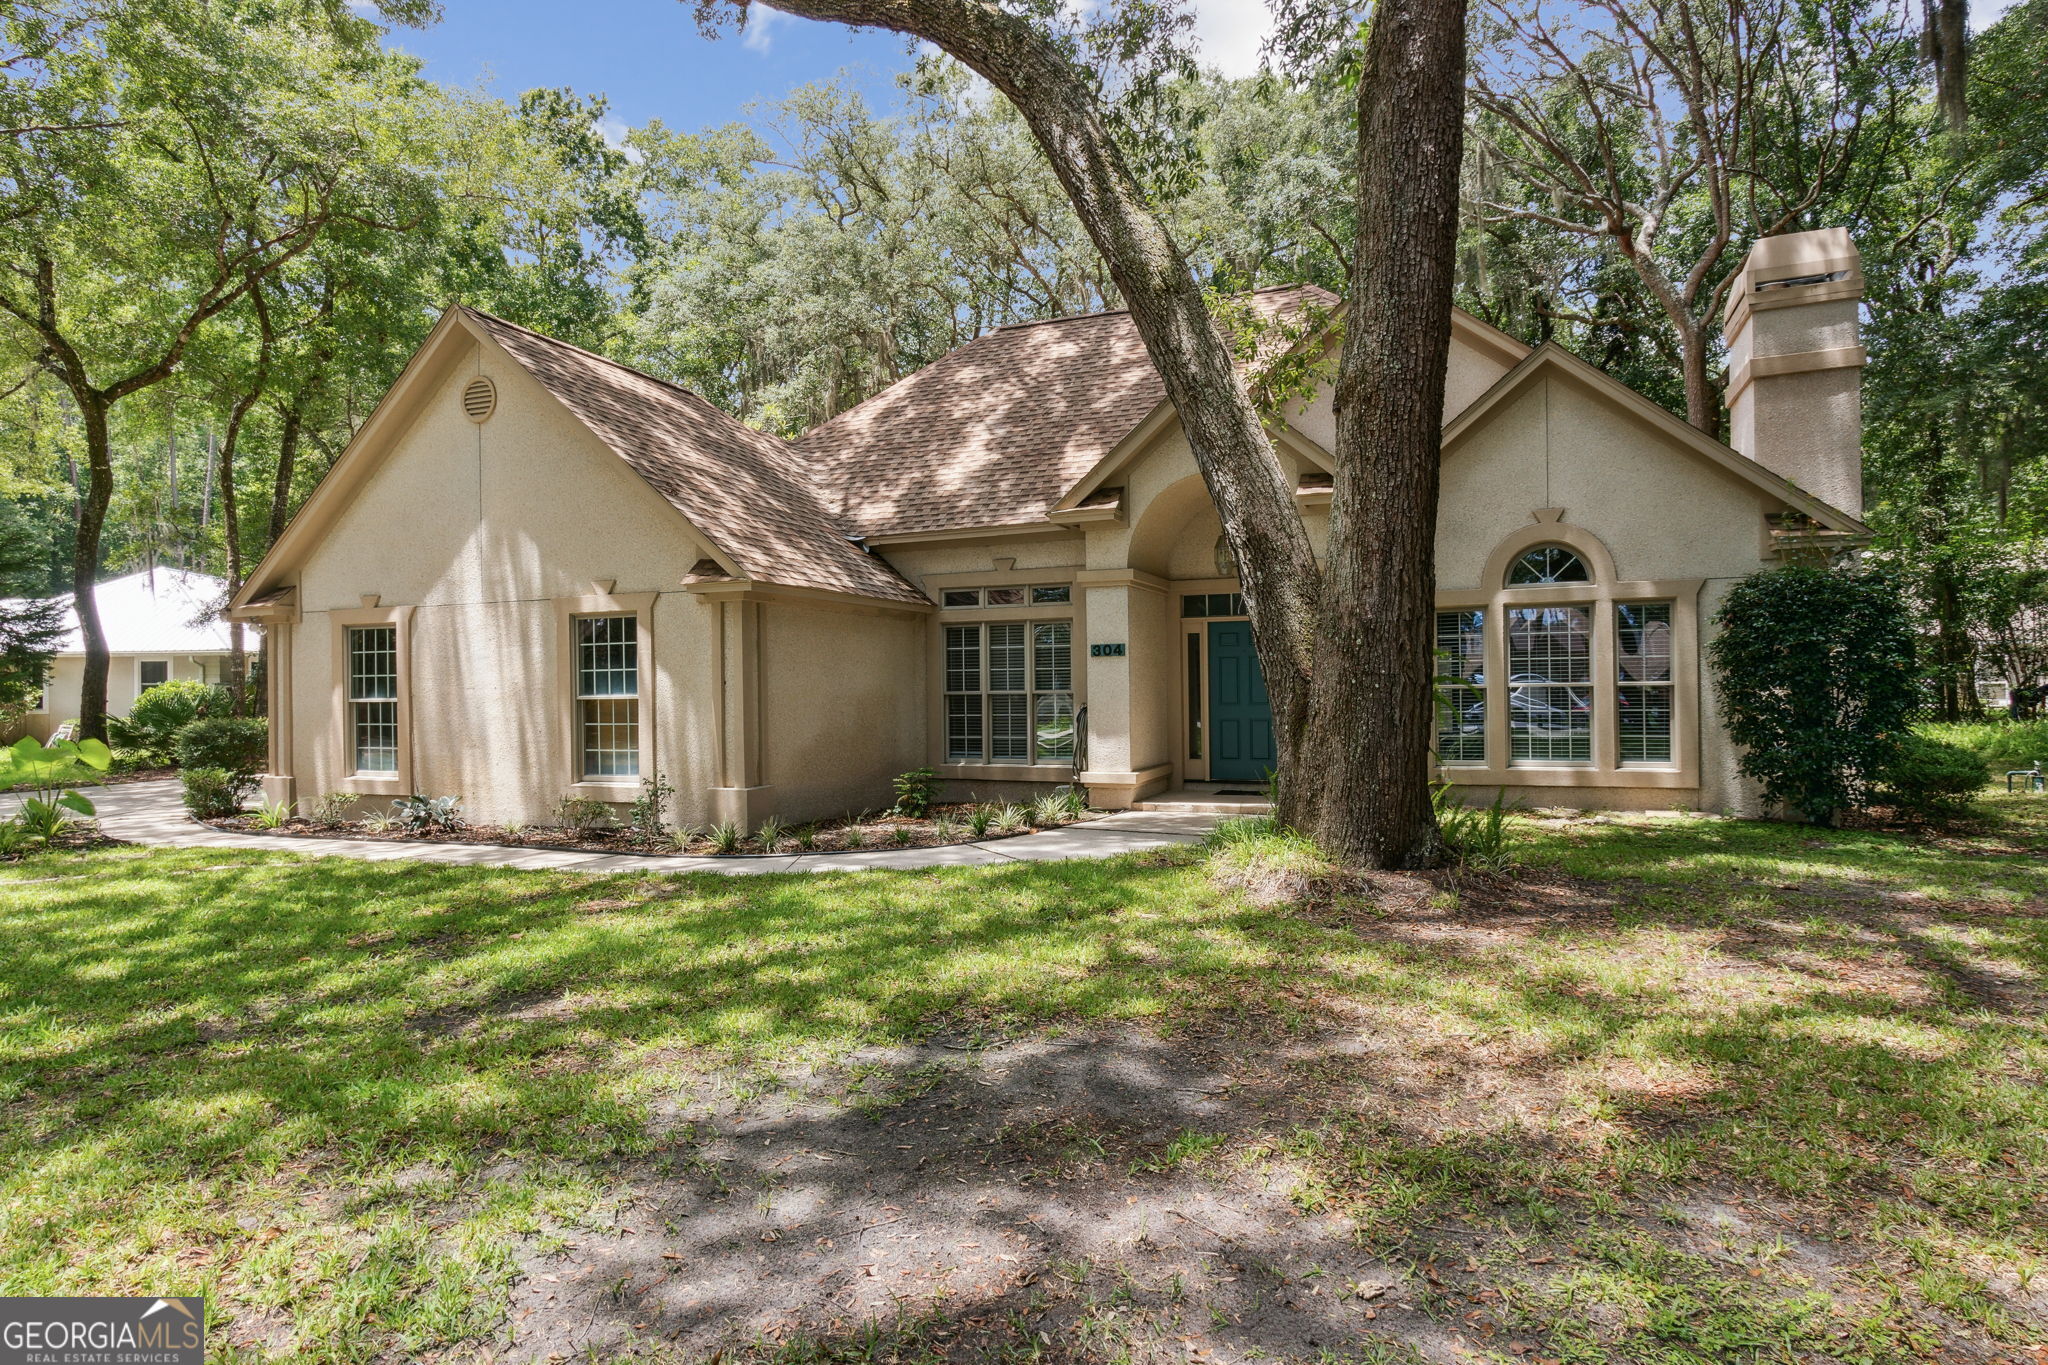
[{"left": 1207, "top": 620, "right": 1274, "bottom": 782}]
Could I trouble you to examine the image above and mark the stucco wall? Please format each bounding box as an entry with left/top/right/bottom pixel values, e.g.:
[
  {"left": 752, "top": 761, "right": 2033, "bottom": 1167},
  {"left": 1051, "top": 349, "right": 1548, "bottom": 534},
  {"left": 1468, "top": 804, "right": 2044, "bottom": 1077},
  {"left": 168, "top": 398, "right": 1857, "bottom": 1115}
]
[
  {"left": 279, "top": 337, "right": 874, "bottom": 827},
  {"left": 756, "top": 600, "right": 926, "bottom": 821}
]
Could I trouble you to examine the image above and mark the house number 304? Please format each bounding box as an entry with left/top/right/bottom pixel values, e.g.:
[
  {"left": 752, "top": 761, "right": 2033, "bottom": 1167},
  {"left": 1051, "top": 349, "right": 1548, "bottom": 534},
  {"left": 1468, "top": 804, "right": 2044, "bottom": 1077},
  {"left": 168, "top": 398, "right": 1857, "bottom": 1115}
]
[{"left": 1090, "top": 643, "right": 1126, "bottom": 657}]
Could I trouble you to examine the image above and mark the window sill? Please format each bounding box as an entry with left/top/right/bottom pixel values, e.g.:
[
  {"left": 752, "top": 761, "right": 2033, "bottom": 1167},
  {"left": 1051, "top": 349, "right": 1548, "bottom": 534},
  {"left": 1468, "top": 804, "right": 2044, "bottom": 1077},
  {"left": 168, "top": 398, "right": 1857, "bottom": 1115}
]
[
  {"left": 1436, "top": 764, "right": 1697, "bottom": 789},
  {"left": 568, "top": 780, "right": 641, "bottom": 802},
  {"left": 340, "top": 774, "right": 406, "bottom": 796},
  {"left": 940, "top": 762, "right": 1076, "bottom": 782}
]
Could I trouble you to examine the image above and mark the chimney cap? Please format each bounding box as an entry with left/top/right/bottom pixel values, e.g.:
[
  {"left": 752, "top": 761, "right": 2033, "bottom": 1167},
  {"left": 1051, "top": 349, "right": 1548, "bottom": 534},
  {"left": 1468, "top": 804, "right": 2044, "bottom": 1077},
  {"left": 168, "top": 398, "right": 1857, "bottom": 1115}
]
[{"left": 1723, "top": 227, "right": 1863, "bottom": 340}]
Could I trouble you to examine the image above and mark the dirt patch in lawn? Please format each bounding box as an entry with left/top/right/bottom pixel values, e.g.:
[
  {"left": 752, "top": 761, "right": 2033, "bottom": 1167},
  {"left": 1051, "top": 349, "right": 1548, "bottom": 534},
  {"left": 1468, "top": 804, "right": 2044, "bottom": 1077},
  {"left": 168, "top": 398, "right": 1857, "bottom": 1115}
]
[{"left": 483, "top": 1014, "right": 2008, "bottom": 1364}]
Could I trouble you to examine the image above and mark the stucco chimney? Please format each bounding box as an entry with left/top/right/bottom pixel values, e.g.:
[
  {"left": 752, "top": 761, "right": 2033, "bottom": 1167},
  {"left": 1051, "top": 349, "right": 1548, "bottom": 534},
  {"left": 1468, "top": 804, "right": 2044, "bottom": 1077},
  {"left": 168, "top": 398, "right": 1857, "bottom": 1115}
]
[{"left": 1721, "top": 227, "right": 1866, "bottom": 517}]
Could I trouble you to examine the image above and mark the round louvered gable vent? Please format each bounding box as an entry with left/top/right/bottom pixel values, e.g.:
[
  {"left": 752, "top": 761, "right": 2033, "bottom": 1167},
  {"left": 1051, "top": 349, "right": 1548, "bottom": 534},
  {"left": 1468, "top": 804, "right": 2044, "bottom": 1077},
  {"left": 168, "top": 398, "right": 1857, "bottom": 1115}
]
[{"left": 461, "top": 376, "right": 497, "bottom": 422}]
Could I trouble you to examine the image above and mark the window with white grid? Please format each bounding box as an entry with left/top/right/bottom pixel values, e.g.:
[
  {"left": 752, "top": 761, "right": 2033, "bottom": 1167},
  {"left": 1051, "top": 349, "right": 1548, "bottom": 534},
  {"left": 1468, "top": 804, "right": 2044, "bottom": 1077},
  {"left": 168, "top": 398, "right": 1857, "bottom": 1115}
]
[
  {"left": 575, "top": 614, "right": 639, "bottom": 779},
  {"left": 1507, "top": 604, "right": 1593, "bottom": 763},
  {"left": 943, "top": 620, "right": 1073, "bottom": 764},
  {"left": 1434, "top": 609, "right": 1486, "bottom": 763},
  {"left": 1617, "top": 601, "right": 1674, "bottom": 763},
  {"left": 348, "top": 626, "right": 399, "bottom": 773}
]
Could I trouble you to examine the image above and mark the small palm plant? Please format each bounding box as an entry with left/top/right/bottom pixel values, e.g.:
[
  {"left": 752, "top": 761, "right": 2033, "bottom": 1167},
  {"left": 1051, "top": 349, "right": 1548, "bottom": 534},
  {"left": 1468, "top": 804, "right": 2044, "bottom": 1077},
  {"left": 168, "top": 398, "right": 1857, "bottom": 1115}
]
[
  {"left": 252, "top": 799, "right": 296, "bottom": 830},
  {"left": 842, "top": 823, "right": 867, "bottom": 848},
  {"left": 755, "top": 815, "right": 786, "bottom": 852},
  {"left": 1030, "top": 792, "right": 1068, "bottom": 827},
  {"left": 709, "top": 820, "right": 743, "bottom": 854},
  {"left": 889, "top": 825, "right": 915, "bottom": 847},
  {"left": 994, "top": 803, "right": 1028, "bottom": 834},
  {"left": 965, "top": 805, "right": 997, "bottom": 839}
]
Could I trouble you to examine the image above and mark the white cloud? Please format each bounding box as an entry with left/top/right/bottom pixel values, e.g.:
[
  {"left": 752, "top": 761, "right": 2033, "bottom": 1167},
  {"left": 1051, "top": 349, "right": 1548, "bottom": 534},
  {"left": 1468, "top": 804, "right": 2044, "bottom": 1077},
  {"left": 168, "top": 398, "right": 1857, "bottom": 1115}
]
[
  {"left": 1186, "top": 0, "right": 1274, "bottom": 79},
  {"left": 741, "top": 4, "right": 793, "bottom": 54}
]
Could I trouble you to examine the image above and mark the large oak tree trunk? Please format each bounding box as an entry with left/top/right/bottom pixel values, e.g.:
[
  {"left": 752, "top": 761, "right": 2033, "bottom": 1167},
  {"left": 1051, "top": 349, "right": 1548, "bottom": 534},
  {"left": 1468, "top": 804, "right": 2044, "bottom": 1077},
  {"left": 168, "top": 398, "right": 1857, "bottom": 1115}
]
[{"left": 1284, "top": 0, "right": 1469, "bottom": 867}]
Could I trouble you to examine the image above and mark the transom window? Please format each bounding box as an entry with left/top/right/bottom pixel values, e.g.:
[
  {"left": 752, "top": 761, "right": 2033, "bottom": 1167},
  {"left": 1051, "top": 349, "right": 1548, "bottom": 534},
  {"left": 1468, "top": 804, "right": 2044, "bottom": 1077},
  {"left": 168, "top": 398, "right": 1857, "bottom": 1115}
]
[
  {"left": 347, "top": 626, "right": 399, "bottom": 773},
  {"left": 575, "top": 614, "right": 640, "bottom": 779},
  {"left": 941, "top": 584, "right": 1071, "bottom": 608},
  {"left": 944, "top": 621, "right": 1074, "bottom": 764},
  {"left": 1181, "top": 593, "right": 1247, "bottom": 618},
  {"left": 1507, "top": 545, "right": 1590, "bottom": 585}
]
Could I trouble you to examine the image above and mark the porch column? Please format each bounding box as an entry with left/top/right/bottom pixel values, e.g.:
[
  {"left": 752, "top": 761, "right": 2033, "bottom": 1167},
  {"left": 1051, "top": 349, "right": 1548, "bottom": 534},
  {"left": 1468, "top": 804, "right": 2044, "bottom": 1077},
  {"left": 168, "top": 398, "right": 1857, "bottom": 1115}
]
[
  {"left": 705, "top": 593, "right": 775, "bottom": 828},
  {"left": 1074, "top": 568, "right": 1174, "bottom": 808},
  {"left": 260, "top": 619, "right": 296, "bottom": 810}
]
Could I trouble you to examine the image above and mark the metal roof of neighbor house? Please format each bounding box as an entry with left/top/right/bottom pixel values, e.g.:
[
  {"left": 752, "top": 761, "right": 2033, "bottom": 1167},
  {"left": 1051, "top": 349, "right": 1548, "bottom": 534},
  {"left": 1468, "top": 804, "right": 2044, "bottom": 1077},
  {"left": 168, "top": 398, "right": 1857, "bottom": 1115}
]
[
  {"left": 19, "top": 567, "right": 234, "bottom": 656},
  {"left": 795, "top": 285, "right": 1341, "bottom": 540},
  {"left": 461, "top": 308, "right": 929, "bottom": 606}
]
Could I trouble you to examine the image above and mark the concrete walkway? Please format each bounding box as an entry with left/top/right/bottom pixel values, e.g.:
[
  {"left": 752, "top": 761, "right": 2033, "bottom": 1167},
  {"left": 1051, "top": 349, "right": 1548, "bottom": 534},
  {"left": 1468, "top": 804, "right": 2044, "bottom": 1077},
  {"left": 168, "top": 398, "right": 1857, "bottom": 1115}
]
[{"left": 15, "top": 780, "right": 1221, "bottom": 876}]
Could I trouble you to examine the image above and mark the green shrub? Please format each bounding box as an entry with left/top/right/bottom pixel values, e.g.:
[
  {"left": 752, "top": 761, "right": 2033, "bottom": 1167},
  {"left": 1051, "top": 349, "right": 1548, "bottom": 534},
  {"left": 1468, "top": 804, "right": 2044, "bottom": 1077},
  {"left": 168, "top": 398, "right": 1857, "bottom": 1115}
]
[
  {"left": 891, "top": 766, "right": 939, "bottom": 818},
  {"left": 553, "top": 794, "right": 611, "bottom": 834},
  {"left": 110, "top": 680, "right": 229, "bottom": 764},
  {"left": 174, "top": 715, "right": 267, "bottom": 778},
  {"left": 181, "top": 766, "right": 254, "bottom": 819},
  {"left": 1710, "top": 566, "right": 1918, "bottom": 824},
  {"left": 1873, "top": 735, "right": 1988, "bottom": 816}
]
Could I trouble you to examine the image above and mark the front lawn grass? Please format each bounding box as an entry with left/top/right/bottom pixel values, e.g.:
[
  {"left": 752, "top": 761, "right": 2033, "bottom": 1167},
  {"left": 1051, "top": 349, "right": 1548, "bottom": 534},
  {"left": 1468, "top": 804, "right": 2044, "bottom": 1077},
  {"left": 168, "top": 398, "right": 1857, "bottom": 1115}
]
[{"left": 2, "top": 796, "right": 2044, "bottom": 1362}]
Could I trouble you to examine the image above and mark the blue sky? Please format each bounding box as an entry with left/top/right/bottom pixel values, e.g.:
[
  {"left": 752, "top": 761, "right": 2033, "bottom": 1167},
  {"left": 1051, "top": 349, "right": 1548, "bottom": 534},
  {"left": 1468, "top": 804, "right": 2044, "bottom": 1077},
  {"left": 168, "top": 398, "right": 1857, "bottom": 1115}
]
[
  {"left": 384, "top": 0, "right": 920, "bottom": 135},
  {"left": 381, "top": 0, "right": 2020, "bottom": 143},
  {"left": 377, "top": 0, "right": 1274, "bottom": 137}
]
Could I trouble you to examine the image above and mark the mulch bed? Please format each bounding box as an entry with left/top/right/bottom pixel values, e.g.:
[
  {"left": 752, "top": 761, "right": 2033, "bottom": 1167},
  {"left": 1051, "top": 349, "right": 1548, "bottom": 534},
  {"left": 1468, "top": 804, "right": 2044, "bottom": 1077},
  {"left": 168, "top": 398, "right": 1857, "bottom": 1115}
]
[{"left": 201, "top": 802, "right": 1087, "bottom": 858}]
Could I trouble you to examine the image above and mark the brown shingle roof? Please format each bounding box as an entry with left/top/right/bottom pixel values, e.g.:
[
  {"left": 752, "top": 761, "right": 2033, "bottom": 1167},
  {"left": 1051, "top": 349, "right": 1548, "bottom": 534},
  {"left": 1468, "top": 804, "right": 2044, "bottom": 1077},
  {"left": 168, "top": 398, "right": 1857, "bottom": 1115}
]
[
  {"left": 797, "top": 285, "right": 1339, "bottom": 539},
  {"left": 463, "top": 308, "right": 927, "bottom": 606}
]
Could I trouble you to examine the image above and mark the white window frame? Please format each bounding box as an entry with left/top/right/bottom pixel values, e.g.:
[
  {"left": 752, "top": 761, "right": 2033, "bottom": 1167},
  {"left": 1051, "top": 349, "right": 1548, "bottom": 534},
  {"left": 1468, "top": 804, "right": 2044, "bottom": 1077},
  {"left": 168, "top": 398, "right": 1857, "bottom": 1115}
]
[{"left": 136, "top": 658, "right": 171, "bottom": 693}]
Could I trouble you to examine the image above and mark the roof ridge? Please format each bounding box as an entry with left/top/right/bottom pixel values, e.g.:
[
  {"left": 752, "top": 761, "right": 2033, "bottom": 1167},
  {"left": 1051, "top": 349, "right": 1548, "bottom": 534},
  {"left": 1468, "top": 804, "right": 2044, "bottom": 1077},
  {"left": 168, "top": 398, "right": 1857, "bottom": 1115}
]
[{"left": 459, "top": 306, "right": 781, "bottom": 440}]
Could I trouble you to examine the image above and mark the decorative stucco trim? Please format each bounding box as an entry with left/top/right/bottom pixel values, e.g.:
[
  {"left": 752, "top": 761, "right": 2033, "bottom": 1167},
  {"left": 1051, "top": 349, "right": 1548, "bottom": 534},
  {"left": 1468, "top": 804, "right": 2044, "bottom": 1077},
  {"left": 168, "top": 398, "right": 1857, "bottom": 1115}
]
[
  {"left": 1724, "top": 343, "right": 1868, "bottom": 405},
  {"left": 554, "top": 590, "right": 658, "bottom": 802},
  {"left": 682, "top": 577, "right": 931, "bottom": 618},
  {"left": 1075, "top": 567, "right": 1170, "bottom": 595},
  {"left": 329, "top": 604, "right": 415, "bottom": 798}
]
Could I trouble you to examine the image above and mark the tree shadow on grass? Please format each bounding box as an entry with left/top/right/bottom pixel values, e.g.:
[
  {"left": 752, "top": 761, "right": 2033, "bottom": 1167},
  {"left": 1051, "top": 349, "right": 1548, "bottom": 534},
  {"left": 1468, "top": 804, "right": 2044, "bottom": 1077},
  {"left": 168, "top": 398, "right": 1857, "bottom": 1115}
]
[{"left": 4, "top": 830, "right": 2045, "bottom": 1361}]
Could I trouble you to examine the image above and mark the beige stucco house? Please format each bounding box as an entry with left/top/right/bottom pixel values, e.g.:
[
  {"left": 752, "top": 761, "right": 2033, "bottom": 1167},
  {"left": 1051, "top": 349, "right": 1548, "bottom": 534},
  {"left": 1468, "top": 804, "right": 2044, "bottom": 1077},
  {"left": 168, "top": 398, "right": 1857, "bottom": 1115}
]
[
  {"left": 231, "top": 228, "right": 1872, "bottom": 827},
  {"left": 8, "top": 568, "right": 236, "bottom": 743}
]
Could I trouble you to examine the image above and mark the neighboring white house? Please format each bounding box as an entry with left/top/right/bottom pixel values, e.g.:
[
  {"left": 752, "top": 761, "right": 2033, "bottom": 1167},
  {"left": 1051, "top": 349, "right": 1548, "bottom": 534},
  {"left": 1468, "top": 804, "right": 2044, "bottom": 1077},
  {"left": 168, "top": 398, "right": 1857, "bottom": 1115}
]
[{"left": 9, "top": 567, "right": 236, "bottom": 742}]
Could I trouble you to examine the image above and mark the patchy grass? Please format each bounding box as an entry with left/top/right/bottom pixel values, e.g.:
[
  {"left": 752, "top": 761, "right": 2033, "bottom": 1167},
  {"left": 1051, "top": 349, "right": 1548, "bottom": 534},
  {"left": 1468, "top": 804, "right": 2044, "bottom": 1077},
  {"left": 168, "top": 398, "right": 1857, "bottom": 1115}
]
[{"left": 1, "top": 796, "right": 2045, "bottom": 1362}]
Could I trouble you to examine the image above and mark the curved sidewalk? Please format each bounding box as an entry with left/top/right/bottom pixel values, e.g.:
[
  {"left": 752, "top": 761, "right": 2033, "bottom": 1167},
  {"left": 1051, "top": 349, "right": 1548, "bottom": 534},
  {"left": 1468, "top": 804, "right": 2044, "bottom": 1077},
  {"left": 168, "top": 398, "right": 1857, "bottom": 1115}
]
[{"left": 18, "top": 780, "right": 1220, "bottom": 876}]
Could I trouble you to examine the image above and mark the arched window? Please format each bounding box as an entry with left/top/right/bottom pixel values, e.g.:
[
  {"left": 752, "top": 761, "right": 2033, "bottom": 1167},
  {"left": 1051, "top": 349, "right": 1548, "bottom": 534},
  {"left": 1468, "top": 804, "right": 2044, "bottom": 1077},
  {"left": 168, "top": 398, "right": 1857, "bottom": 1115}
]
[
  {"left": 1434, "top": 524, "right": 1698, "bottom": 785},
  {"left": 1507, "top": 544, "right": 1590, "bottom": 585}
]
